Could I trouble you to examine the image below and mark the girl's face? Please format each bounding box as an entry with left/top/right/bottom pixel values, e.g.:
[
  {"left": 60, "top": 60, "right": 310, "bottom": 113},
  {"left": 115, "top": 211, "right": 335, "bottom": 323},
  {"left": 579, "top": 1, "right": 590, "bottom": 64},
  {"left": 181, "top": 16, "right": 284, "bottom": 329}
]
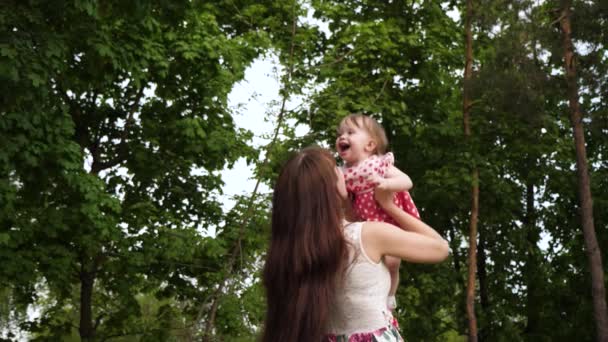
[{"left": 335, "top": 121, "right": 375, "bottom": 165}]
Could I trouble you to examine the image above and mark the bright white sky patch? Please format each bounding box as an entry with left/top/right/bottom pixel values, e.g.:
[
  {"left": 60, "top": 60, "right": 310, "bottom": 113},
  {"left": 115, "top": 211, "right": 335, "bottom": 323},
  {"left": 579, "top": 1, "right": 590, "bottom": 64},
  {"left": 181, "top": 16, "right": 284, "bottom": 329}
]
[{"left": 221, "top": 55, "right": 282, "bottom": 212}]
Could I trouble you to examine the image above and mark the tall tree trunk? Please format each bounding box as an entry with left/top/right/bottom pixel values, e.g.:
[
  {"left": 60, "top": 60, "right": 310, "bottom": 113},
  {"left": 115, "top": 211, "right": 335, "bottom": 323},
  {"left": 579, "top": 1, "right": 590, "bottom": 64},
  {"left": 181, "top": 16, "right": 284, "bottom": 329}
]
[
  {"left": 559, "top": 2, "right": 608, "bottom": 341},
  {"left": 465, "top": 170, "right": 479, "bottom": 342},
  {"left": 477, "top": 232, "right": 488, "bottom": 342},
  {"left": 80, "top": 269, "right": 95, "bottom": 341},
  {"left": 463, "top": 0, "right": 478, "bottom": 341}
]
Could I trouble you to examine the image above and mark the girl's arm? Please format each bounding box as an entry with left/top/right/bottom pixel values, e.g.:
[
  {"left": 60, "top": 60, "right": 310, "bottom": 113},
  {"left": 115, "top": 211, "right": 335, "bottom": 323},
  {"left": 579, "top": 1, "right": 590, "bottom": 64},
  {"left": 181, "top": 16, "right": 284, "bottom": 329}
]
[
  {"left": 372, "top": 165, "right": 413, "bottom": 192},
  {"left": 360, "top": 188, "right": 449, "bottom": 263}
]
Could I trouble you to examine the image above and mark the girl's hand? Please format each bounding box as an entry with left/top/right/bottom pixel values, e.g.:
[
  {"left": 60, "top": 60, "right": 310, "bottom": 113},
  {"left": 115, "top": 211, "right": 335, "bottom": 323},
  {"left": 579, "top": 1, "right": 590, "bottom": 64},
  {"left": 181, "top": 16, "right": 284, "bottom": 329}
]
[{"left": 369, "top": 174, "right": 389, "bottom": 190}]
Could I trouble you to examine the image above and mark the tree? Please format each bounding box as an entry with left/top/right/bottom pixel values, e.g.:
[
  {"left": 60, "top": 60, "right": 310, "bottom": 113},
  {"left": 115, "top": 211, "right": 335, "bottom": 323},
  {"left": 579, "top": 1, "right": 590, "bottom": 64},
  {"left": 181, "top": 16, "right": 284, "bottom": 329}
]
[
  {"left": 304, "top": 1, "right": 465, "bottom": 340},
  {"left": 0, "top": 0, "right": 291, "bottom": 339},
  {"left": 557, "top": 0, "right": 608, "bottom": 340},
  {"left": 2, "top": 0, "right": 606, "bottom": 340},
  {"left": 462, "top": 0, "right": 479, "bottom": 340}
]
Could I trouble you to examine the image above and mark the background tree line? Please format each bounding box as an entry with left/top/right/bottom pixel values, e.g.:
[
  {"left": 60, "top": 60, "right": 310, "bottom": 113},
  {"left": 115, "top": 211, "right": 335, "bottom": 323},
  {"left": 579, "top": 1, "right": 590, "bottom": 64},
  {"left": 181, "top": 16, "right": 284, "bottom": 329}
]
[{"left": 1, "top": 0, "right": 606, "bottom": 341}]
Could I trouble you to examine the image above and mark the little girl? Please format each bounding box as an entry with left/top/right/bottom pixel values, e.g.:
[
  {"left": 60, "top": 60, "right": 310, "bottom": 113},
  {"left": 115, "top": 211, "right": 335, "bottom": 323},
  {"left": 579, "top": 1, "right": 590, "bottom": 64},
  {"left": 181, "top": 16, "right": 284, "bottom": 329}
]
[{"left": 336, "top": 113, "right": 420, "bottom": 310}]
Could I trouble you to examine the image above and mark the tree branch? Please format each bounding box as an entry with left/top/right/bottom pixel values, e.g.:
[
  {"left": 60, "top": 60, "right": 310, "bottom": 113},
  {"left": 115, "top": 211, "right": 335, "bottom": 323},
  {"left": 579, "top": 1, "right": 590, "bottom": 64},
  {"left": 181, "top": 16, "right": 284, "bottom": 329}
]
[
  {"left": 54, "top": 82, "right": 90, "bottom": 150},
  {"left": 198, "top": 2, "right": 300, "bottom": 340},
  {"left": 91, "top": 87, "right": 144, "bottom": 173},
  {"left": 372, "top": 77, "right": 390, "bottom": 105}
]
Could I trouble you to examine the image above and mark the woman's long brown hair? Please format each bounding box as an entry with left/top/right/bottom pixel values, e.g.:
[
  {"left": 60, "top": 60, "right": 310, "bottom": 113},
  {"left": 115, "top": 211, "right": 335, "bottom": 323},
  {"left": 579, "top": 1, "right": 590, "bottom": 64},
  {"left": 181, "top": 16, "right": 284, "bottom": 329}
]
[{"left": 262, "top": 147, "right": 348, "bottom": 342}]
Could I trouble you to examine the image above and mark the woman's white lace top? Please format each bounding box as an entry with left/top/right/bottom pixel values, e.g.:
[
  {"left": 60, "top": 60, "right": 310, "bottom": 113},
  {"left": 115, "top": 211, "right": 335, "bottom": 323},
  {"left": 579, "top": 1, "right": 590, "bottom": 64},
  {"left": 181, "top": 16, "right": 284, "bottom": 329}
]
[{"left": 326, "top": 221, "right": 393, "bottom": 335}]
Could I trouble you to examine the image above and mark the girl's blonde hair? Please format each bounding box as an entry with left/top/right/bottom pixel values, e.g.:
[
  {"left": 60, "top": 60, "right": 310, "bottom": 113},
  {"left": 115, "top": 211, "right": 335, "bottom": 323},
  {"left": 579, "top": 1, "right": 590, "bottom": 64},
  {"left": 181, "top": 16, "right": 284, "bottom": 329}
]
[{"left": 338, "top": 114, "right": 388, "bottom": 154}]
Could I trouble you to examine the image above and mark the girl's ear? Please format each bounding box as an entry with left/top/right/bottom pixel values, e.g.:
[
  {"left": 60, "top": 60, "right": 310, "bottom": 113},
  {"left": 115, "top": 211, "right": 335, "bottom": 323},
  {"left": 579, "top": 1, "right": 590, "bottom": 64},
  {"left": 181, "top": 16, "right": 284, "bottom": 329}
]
[{"left": 365, "top": 140, "right": 377, "bottom": 153}]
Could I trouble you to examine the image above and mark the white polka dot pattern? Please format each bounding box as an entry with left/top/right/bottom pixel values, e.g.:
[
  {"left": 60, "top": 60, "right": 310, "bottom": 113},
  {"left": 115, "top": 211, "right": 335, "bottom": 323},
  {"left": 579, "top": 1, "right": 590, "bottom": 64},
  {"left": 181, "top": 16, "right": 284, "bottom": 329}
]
[{"left": 342, "top": 153, "right": 420, "bottom": 226}]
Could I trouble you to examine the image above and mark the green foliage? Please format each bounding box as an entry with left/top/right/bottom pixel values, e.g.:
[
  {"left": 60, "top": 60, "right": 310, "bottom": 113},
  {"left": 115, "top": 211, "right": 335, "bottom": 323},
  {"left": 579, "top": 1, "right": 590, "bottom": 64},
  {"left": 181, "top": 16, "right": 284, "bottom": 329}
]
[
  {"left": 1, "top": 0, "right": 606, "bottom": 340},
  {"left": 302, "top": 2, "right": 465, "bottom": 339},
  {"left": 1, "top": 0, "right": 289, "bottom": 340},
  {"left": 296, "top": 0, "right": 606, "bottom": 340}
]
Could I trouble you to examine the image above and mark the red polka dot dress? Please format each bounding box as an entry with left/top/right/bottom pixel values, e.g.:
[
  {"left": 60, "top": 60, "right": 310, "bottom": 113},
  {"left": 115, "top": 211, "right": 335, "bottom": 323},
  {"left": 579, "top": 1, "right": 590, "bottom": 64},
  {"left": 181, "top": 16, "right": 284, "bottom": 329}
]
[{"left": 342, "top": 153, "right": 420, "bottom": 228}]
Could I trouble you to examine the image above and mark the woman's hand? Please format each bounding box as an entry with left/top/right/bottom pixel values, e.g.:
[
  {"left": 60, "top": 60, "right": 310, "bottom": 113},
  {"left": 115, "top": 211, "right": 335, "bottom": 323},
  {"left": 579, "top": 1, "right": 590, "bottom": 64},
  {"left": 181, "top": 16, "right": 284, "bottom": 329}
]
[{"left": 374, "top": 186, "right": 395, "bottom": 210}]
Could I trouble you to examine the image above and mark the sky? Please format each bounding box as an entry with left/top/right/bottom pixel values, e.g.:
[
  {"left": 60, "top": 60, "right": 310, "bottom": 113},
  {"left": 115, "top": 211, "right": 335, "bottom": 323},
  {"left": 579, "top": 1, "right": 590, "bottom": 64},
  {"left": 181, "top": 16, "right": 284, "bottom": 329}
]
[
  {"left": 220, "top": 52, "right": 313, "bottom": 215},
  {"left": 219, "top": 7, "right": 332, "bottom": 215},
  {"left": 219, "top": 5, "right": 461, "bottom": 214},
  {"left": 221, "top": 55, "right": 280, "bottom": 211},
  {"left": 215, "top": 67, "right": 277, "bottom": 221},
  {"left": 219, "top": 6, "right": 552, "bottom": 252}
]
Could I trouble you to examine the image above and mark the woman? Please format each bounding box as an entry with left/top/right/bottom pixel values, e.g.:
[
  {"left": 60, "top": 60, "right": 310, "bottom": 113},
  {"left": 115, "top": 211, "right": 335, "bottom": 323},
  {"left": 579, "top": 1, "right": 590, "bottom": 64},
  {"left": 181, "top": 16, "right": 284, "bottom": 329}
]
[{"left": 262, "top": 147, "right": 449, "bottom": 341}]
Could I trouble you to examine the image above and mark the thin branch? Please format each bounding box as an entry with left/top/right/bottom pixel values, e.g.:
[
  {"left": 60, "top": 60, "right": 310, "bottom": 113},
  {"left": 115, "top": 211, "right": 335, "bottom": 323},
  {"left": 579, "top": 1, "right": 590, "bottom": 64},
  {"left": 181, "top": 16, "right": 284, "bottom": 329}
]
[
  {"left": 54, "top": 82, "right": 91, "bottom": 150},
  {"left": 372, "top": 78, "right": 390, "bottom": 105},
  {"left": 92, "top": 252, "right": 107, "bottom": 276},
  {"left": 549, "top": 12, "right": 566, "bottom": 26},
  {"left": 315, "top": 48, "right": 355, "bottom": 69},
  {"left": 198, "top": 2, "right": 300, "bottom": 340},
  {"left": 55, "top": 82, "right": 75, "bottom": 109},
  {"left": 88, "top": 119, "right": 106, "bottom": 174},
  {"left": 91, "top": 87, "right": 144, "bottom": 173},
  {"left": 94, "top": 313, "right": 105, "bottom": 330},
  {"left": 102, "top": 251, "right": 222, "bottom": 271},
  {"left": 89, "top": 90, "right": 100, "bottom": 108}
]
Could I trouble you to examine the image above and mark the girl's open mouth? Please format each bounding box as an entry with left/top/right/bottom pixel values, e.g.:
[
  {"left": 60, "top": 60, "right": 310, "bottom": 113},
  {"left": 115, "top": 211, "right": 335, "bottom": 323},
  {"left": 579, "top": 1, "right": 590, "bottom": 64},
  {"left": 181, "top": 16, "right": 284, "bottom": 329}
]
[{"left": 338, "top": 141, "right": 350, "bottom": 153}]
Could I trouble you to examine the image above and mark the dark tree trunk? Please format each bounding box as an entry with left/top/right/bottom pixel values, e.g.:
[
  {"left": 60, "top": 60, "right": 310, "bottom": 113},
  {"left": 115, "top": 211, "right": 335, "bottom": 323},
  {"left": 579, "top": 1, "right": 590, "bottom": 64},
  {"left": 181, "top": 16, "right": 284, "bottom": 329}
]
[
  {"left": 465, "top": 169, "right": 479, "bottom": 342},
  {"left": 463, "top": 0, "right": 478, "bottom": 340},
  {"left": 79, "top": 269, "right": 96, "bottom": 341},
  {"left": 559, "top": 2, "right": 608, "bottom": 341},
  {"left": 448, "top": 225, "right": 463, "bottom": 283},
  {"left": 448, "top": 224, "right": 469, "bottom": 335}
]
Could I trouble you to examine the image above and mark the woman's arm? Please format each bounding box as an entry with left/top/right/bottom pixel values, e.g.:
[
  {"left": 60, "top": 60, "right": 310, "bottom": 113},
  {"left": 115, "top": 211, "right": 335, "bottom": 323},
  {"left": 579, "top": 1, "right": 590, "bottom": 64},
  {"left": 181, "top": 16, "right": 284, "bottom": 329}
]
[{"left": 360, "top": 188, "right": 449, "bottom": 263}]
